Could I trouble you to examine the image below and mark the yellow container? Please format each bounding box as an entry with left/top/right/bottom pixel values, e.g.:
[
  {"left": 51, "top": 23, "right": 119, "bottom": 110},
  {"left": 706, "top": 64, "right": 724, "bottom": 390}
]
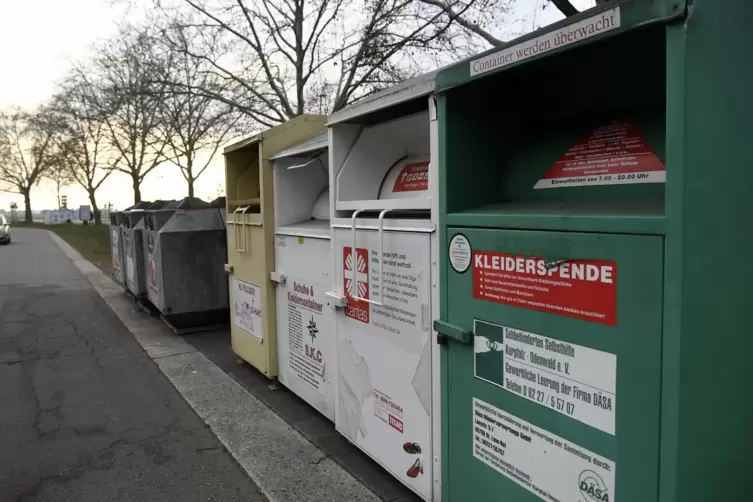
[{"left": 224, "top": 115, "right": 327, "bottom": 377}]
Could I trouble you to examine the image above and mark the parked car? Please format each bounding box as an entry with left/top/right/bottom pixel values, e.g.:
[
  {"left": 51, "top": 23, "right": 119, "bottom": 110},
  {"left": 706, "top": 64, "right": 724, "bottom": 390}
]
[{"left": 0, "top": 214, "right": 11, "bottom": 244}]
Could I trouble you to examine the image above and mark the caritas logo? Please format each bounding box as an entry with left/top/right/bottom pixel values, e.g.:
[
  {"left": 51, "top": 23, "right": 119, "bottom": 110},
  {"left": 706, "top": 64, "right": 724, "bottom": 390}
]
[{"left": 344, "top": 247, "right": 369, "bottom": 324}]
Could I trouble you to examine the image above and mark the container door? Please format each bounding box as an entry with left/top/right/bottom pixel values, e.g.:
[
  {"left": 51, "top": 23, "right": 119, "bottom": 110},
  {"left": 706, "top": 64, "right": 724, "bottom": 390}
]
[
  {"left": 442, "top": 228, "right": 662, "bottom": 502},
  {"left": 275, "top": 234, "right": 336, "bottom": 421},
  {"left": 334, "top": 227, "right": 434, "bottom": 500}
]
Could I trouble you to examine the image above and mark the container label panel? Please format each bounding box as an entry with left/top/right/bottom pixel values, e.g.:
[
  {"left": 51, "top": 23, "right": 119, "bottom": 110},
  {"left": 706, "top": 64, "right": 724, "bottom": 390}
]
[
  {"left": 473, "top": 251, "right": 617, "bottom": 325},
  {"left": 470, "top": 8, "right": 621, "bottom": 77},
  {"left": 473, "top": 398, "right": 616, "bottom": 502},
  {"left": 110, "top": 230, "right": 120, "bottom": 270},
  {"left": 232, "top": 278, "right": 263, "bottom": 341},
  {"left": 335, "top": 229, "right": 432, "bottom": 499},
  {"left": 474, "top": 321, "right": 616, "bottom": 435},
  {"left": 147, "top": 255, "right": 158, "bottom": 294},
  {"left": 392, "top": 161, "right": 429, "bottom": 192},
  {"left": 534, "top": 120, "right": 665, "bottom": 189},
  {"left": 286, "top": 280, "right": 327, "bottom": 394}
]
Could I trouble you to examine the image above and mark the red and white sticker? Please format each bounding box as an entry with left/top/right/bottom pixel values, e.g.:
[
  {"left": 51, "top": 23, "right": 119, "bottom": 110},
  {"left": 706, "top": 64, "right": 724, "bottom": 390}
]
[
  {"left": 534, "top": 120, "right": 665, "bottom": 189},
  {"left": 473, "top": 251, "right": 617, "bottom": 325},
  {"left": 392, "top": 161, "right": 429, "bottom": 192},
  {"left": 343, "top": 247, "right": 370, "bottom": 324}
]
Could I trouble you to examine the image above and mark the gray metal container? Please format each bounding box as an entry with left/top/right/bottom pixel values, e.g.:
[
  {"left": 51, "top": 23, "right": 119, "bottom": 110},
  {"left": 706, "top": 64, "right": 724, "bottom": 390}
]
[
  {"left": 143, "top": 197, "right": 229, "bottom": 332},
  {"left": 122, "top": 201, "right": 154, "bottom": 297},
  {"left": 109, "top": 211, "right": 125, "bottom": 286}
]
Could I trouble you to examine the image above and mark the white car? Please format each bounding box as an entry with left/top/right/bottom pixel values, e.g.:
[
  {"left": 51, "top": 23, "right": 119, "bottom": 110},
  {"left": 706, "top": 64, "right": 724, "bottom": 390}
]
[{"left": 0, "top": 214, "right": 11, "bottom": 244}]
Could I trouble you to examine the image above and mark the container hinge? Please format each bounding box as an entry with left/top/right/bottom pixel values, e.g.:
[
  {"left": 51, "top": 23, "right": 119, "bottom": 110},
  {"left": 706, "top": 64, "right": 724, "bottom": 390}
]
[
  {"left": 434, "top": 320, "right": 472, "bottom": 345},
  {"left": 326, "top": 291, "right": 348, "bottom": 309},
  {"left": 270, "top": 272, "right": 286, "bottom": 284},
  {"left": 224, "top": 264, "right": 234, "bottom": 274}
]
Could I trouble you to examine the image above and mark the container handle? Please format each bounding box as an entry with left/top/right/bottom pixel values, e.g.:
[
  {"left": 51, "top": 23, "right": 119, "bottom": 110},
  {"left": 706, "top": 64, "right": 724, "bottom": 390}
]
[
  {"left": 233, "top": 206, "right": 250, "bottom": 253},
  {"left": 349, "top": 209, "right": 390, "bottom": 307}
]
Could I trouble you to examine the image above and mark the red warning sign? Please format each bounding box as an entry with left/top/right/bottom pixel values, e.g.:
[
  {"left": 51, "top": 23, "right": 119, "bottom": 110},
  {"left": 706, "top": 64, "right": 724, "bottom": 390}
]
[
  {"left": 534, "top": 120, "right": 665, "bottom": 189},
  {"left": 473, "top": 251, "right": 617, "bottom": 325},
  {"left": 392, "top": 161, "right": 429, "bottom": 192},
  {"left": 344, "top": 246, "right": 370, "bottom": 324}
]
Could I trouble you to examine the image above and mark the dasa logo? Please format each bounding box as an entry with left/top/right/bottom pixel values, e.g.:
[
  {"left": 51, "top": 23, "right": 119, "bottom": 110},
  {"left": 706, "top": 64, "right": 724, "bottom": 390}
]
[{"left": 579, "top": 470, "right": 609, "bottom": 502}]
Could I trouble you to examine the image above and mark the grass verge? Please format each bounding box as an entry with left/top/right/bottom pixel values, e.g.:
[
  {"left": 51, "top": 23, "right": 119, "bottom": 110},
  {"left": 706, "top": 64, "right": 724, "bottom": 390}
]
[{"left": 16, "top": 222, "right": 113, "bottom": 278}]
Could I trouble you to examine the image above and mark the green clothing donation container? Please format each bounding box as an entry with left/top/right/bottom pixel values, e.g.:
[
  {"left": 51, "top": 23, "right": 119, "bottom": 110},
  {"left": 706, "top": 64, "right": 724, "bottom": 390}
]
[{"left": 433, "top": 1, "right": 752, "bottom": 502}]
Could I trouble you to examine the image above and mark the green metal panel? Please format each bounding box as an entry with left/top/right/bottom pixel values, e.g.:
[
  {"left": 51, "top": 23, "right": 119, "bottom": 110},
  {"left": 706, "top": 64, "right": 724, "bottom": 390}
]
[
  {"left": 443, "top": 228, "right": 663, "bottom": 502},
  {"left": 661, "top": 2, "right": 753, "bottom": 501}
]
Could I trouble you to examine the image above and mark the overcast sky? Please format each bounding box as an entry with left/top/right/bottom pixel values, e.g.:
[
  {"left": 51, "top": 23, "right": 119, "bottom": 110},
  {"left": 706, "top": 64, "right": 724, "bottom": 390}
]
[{"left": 0, "top": 0, "right": 594, "bottom": 214}]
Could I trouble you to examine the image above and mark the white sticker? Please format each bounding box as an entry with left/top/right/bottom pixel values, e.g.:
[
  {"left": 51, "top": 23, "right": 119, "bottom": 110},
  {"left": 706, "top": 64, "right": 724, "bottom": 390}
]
[
  {"left": 232, "top": 278, "right": 263, "bottom": 341},
  {"left": 473, "top": 398, "right": 615, "bottom": 502},
  {"left": 449, "top": 234, "right": 472, "bottom": 273},
  {"left": 470, "top": 8, "right": 621, "bottom": 77},
  {"left": 287, "top": 280, "right": 327, "bottom": 394},
  {"left": 475, "top": 321, "right": 616, "bottom": 435}
]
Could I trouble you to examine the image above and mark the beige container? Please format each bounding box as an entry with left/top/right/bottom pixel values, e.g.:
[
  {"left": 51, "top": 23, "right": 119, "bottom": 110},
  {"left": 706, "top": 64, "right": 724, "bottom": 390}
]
[{"left": 224, "top": 115, "right": 327, "bottom": 378}]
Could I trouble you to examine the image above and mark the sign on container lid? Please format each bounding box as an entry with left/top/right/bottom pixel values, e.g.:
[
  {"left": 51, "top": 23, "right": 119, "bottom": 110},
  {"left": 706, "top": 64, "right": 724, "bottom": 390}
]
[{"left": 378, "top": 156, "right": 430, "bottom": 200}]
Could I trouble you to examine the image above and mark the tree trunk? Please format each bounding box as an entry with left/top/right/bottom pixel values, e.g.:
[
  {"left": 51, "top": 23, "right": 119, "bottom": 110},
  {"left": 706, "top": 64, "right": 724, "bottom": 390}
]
[
  {"left": 89, "top": 190, "right": 101, "bottom": 225},
  {"left": 132, "top": 175, "right": 142, "bottom": 204},
  {"left": 187, "top": 177, "right": 195, "bottom": 199},
  {"left": 23, "top": 190, "right": 32, "bottom": 223}
]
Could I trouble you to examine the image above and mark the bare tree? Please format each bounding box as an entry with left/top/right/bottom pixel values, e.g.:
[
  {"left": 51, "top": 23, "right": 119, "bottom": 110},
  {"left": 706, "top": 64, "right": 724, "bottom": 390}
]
[
  {"left": 156, "top": 24, "right": 241, "bottom": 198},
  {"left": 147, "top": 0, "right": 508, "bottom": 124},
  {"left": 78, "top": 26, "right": 172, "bottom": 204},
  {"left": 0, "top": 109, "right": 59, "bottom": 223},
  {"left": 50, "top": 77, "right": 119, "bottom": 224}
]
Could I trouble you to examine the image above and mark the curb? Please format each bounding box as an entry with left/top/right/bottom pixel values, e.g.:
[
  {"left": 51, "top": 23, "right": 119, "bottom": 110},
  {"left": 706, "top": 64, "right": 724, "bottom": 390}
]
[{"left": 47, "top": 230, "right": 379, "bottom": 502}]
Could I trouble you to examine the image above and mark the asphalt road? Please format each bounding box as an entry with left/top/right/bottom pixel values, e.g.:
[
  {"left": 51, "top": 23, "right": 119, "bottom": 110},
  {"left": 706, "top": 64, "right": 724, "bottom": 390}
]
[{"left": 0, "top": 228, "right": 266, "bottom": 502}]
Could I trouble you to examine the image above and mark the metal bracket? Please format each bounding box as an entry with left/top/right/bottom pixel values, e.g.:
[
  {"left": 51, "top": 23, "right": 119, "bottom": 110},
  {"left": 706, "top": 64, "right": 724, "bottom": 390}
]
[
  {"left": 326, "top": 291, "right": 348, "bottom": 309},
  {"left": 433, "top": 320, "right": 472, "bottom": 344},
  {"left": 223, "top": 264, "right": 234, "bottom": 274},
  {"left": 270, "top": 272, "right": 287, "bottom": 284}
]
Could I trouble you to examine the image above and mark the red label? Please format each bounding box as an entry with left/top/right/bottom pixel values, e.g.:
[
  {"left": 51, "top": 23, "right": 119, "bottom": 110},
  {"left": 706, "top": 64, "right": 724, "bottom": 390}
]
[
  {"left": 388, "top": 414, "right": 404, "bottom": 433},
  {"left": 392, "top": 161, "right": 429, "bottom": 192},
  {"left": 343, "top": 247, "right": 370, "bottom": 324},
  {"left": 535, "top": 120, "right": 665, "bottom": 189},
  {"left": 473, "top": 251, "right": 617, "bottom": 325}
]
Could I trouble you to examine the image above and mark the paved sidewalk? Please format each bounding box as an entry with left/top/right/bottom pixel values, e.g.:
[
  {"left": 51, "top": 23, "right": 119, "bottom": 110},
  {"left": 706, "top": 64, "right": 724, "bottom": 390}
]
[
  {"left": 41, "top": 227, "right": 382, "bottom": 502},
  {"left": 0, "top": 228, "right": 265, "bottom": 501}
]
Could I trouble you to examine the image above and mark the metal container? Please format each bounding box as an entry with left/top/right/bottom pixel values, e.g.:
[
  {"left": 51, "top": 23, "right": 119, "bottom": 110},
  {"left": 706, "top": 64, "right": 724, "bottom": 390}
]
[
  {"left": 109, "top": 211, "right": 125, "bottom": 286},
  {"left": 143, "top": 197, "right": 229, "bottom": 333},
  {"left": 122, "top": 201, "right": 154, "bottom": 297}
]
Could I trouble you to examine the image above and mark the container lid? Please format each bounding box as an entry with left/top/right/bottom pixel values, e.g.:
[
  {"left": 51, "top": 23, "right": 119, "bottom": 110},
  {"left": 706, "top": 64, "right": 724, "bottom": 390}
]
[
  {"left": 378, "top": 156, "right": 430, "bottom": 200},
  {"left": 328, "top": 71, "right": 437, "bottom": 125},
  {"left": 163, "top": 197, "right": 210, "bottom": 210},
  {"left": 311, "top": 189, "right": 329, "bottom": 220}
]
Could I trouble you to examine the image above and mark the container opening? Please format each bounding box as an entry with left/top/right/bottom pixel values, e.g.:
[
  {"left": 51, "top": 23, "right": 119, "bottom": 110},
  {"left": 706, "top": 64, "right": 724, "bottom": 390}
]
[
  {"left": 273, "top": 150, "right": 330, "bottom": 229},
  {"left": 225, "top": 143, "right": 262, "bottom": 214},
  {"left": 333, "top": 110, "right": 431, "bottom": 214},
  {"left": 443, "top": 24, "right": 667, "bottom": 221}
]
